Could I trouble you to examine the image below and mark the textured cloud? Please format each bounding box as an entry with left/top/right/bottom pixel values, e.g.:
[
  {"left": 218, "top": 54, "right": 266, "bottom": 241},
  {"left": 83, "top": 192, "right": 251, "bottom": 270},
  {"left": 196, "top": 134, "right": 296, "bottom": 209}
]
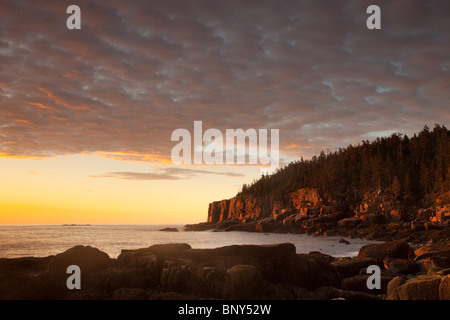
[
  {"left": 91, "top": 167, "right": 245, "bottom": 181},
  {"left": 1, "top": 0, "right": 449, "bottom": 164}
]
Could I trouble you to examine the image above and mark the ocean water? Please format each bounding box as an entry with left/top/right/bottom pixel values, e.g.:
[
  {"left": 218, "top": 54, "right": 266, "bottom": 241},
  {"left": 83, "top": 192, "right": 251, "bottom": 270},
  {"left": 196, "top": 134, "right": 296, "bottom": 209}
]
[{"left": 0, "top": 224, "right": 381, "bottom": 259}]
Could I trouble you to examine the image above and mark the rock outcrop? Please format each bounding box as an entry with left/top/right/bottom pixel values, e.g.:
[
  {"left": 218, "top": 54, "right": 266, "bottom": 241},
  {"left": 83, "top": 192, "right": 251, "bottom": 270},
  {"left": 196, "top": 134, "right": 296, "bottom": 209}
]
[
  {"left": 186, "top": 188, "right": 450, "bottom": 248},
  {"left": 357, "top": 240, "right": 415, "bottom": 262},
  {"left": 207, "top": 188, "right": 324, "bottom": 223},
  {"left": 1, "top": 240, "right": 450, "bottom": 300}
]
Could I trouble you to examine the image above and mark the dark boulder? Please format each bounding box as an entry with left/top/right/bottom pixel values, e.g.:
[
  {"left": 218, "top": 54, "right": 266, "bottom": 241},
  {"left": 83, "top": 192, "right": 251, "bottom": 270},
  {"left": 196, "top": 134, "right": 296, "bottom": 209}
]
[
  {"left": 117, "top": 243, "right": 191, "bottom": 268},
  {"left": 160, "top": 265, "right": 196, "bottom": 295},
  {"left": 194, "top": 266, "right": 228, "bottom": 298},
  {"left": 311, "top": 286, "right": 381, "bottom": 300},
  {"left": 111, "top": 288, "right": 149, "bottom": 300},
  {"left": 387, "top": 275, "right": 443, "bottom": 300},
  {"left": 383, "top": 258, "right": 419, "bottom": 274},
  {"left": 357, "top": 240, "right": 415, "bottom": 262},
  {"left": 49, "top": 245, "right": 112, "bottom": 275},
  {"left": 341, "top": 272, "right": 397, "bottom": 295},
  {"left": 225, "top": 265, "right": 270, "bottom": 299},
  {"left": 0, "top": 271, "right": 66, "bottom": 300},
  {"left": 0, "top": 256, "right": 52, "bottom": 274},
  {"left": 255, "top": 218, "right": 277, "bottom": 233},
  {"left": 88, "top": 267, "right": 161, "bottom": 294},
  {"left": 334, "top": 258, "right": 378, "bottom": 278},
  {"left": 440, "top": 275, "right": 450, "bottom": 300},
  {"left": 182, "top": 222, "right": 216, "bottom": 231},
  {"left": 158, "top": 227, "right": 178, "bottom": 232}
]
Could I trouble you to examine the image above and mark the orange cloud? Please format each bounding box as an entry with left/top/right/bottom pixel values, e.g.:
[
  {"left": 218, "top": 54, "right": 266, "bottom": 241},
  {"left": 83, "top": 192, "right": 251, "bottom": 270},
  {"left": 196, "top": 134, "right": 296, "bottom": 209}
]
[
  {"left": 0, "top": 153, "right": 46, "bottom": 160},
  {"left": 27, "top": 102, "right": 52, "bottom": 109},
  {"left": 14, "top": 119, "right": 33, "bottom": 125},
  {"left": 38, "top": 87, "right": 70, "bottom": 108},
  {"left": 64, "top": 69, "right": 81, "bottom": 80},
  {"left": 96, "top": 151, "right": 172, "bottom": 164}
]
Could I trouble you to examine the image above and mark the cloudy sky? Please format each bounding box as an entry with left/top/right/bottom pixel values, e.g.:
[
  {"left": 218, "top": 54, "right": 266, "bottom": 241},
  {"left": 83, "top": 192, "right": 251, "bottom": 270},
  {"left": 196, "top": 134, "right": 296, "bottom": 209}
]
[{"left": 1, "top": 0, "right": 449, "bottom": 224}]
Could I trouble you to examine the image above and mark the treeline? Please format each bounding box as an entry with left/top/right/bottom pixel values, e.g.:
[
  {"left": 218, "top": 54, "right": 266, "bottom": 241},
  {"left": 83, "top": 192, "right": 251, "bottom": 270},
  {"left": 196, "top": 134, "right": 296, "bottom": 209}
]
[{"left": 238, "top": 124, "right": 450, "bottom": 208}]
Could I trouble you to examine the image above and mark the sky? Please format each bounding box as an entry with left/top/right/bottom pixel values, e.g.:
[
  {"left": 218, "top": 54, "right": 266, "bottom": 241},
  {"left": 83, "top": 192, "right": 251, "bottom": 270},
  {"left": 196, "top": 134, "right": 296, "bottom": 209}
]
[{"left": 1, "top": 0, "right": 449, "bottom": 224}]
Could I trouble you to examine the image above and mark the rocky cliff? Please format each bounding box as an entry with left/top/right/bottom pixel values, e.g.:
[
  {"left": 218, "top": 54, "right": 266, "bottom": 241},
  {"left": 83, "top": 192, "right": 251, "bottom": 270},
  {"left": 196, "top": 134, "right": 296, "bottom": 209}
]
[
  {"left": 184, "top": 188, "right": 450, "bottom": 246},
  {"left": 207, "top": 188, "right": 324, "bottom": 223}
]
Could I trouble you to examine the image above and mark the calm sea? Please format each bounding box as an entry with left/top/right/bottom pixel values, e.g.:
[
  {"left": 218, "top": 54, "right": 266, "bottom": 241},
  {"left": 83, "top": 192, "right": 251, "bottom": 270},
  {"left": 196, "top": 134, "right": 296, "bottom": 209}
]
[{"left": 0, "top": 224, "right": 380, "bottom": 259}]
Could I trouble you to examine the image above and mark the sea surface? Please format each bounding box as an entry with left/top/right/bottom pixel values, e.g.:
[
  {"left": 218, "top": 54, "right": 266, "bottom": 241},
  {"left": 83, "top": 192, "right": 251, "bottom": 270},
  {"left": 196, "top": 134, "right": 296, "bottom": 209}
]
[{"left": 0, "top": 224, "right": 381, "bottom": 259}]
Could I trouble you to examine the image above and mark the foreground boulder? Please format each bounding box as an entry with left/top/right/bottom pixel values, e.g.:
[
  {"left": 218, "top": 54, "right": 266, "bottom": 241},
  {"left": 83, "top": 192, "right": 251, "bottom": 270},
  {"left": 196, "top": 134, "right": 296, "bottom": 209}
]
[
  {"left": 117, "top": 243, "right": 191, "bottom": 268},
  {"left": 172, "top": 242, "right": 340, "bottom": 291},
  {"left": 414, "top": 243, "right": 450, "bottom": 270},
  {"left": 387, "top": 275, "right": 445, "bottom": 300},
  {"left": 1, "top": 240, "right": 449, "bottom": 300},
  {"left": 341, "top": 272, "right": 397, "bottom": 295},
  {"left": 49, "top": 245, "right": 112, "bottom": 275},
  {"left": 225, "top": 265, "right": 269, "bottom": 299},
  {"left": 334, "top": 258, "right": 378, "bottom": 278},
  {"left": 357, "top": 240, "right": 415, "bottom": 262},
  {"left": 440, "top": 275, "right": 450, "bottom": 300}
]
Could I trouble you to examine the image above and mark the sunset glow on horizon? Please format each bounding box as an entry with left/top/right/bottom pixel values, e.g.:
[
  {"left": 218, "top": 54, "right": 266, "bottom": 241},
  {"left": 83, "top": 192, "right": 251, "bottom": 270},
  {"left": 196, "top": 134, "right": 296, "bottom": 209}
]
[
  {"left": 0, "top": 153, "right": 260, "bottom": 224},
  {"left": 1, "top": 0, "right": 449, "bottom": 224}
]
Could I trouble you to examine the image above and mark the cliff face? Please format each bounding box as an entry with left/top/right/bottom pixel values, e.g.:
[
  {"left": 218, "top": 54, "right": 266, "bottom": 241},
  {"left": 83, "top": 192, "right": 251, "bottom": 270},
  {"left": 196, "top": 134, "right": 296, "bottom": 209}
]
[
  {"left": 207, "top": 188, "right": 323, "bottom": 223},
  {"left": 182, "top": 187, "right": 450, "bottom": 246}
]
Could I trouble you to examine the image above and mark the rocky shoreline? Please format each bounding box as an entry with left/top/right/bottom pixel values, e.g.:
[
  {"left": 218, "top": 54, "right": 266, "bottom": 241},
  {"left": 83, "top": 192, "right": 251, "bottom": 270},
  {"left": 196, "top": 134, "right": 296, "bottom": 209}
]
[
  {"left": 1, "top": 188, "right": 449, "bottom": 300},
  {"left": 184, "top": 188, "right": 450, "bottom": 248},
  {"left": 183, "top": 215, "right": 450, "bottom": 248},
  {"left": 1, "top": 239, "right": 449, "bottom": 300}
]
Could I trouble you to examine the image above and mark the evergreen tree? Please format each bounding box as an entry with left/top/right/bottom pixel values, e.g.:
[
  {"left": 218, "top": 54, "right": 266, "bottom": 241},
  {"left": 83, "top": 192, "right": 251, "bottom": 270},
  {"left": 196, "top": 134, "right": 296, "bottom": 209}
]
[
  {"left": 391, "top": 176, "right": 401, "bottom": 199},
  {"left": 236, "top": 124, "right": 450, "bottom": 208}
]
